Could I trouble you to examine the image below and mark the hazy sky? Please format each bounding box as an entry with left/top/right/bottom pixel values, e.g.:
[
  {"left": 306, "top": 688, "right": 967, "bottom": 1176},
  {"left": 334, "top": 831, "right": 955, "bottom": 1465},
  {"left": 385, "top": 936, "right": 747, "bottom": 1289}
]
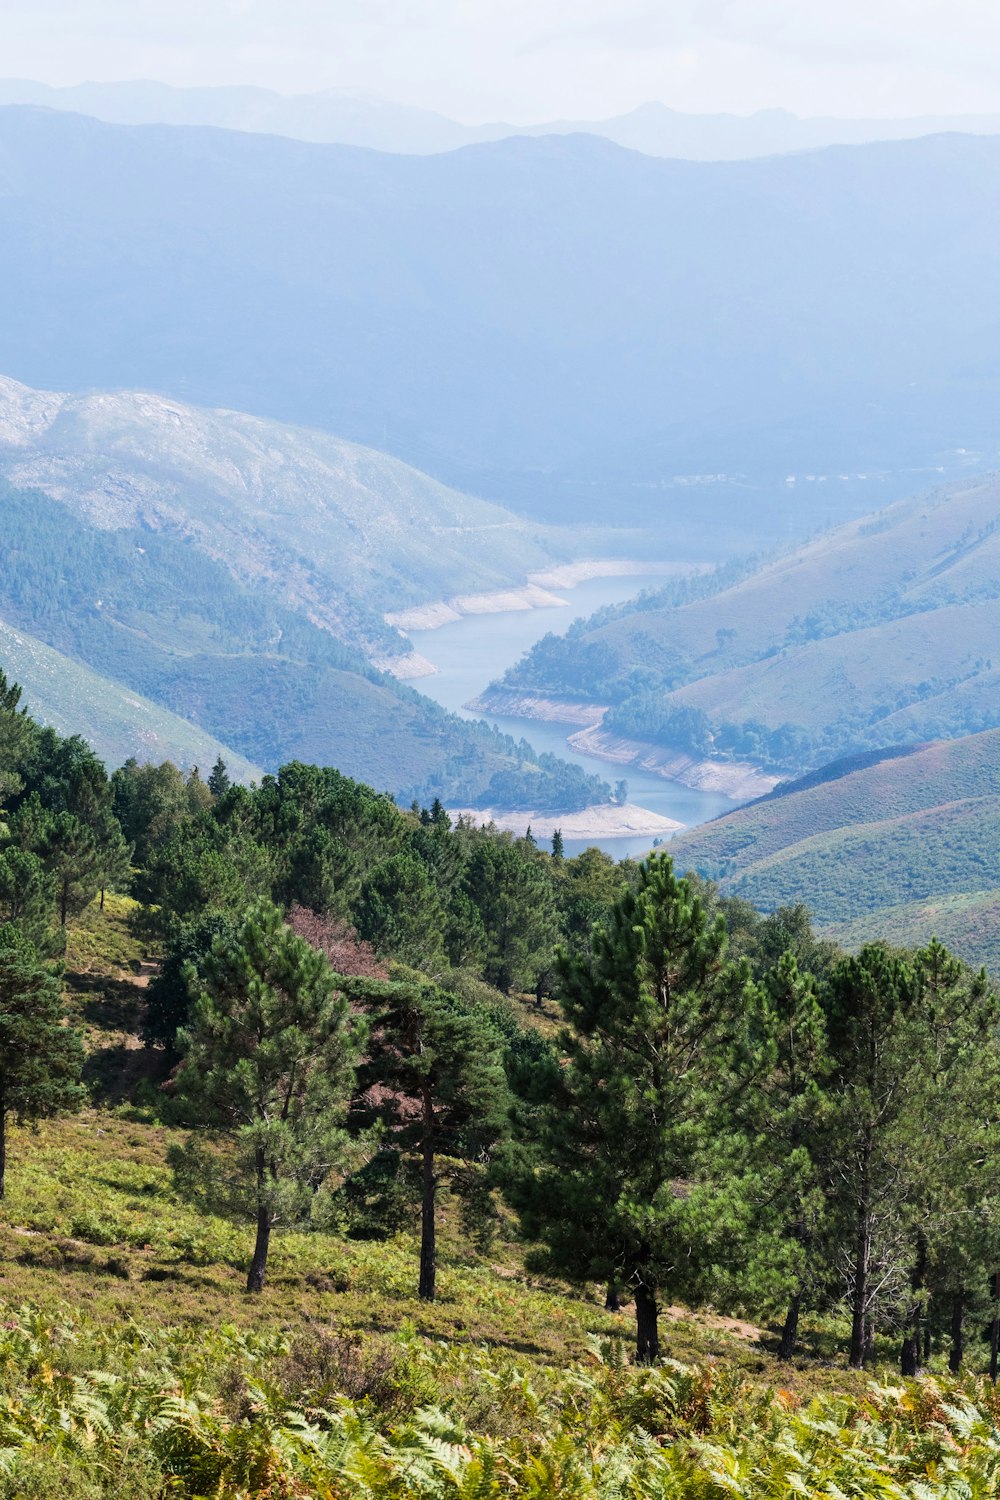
[{"left": 2, "top": 1, "right": 1000, "bottom": 123}]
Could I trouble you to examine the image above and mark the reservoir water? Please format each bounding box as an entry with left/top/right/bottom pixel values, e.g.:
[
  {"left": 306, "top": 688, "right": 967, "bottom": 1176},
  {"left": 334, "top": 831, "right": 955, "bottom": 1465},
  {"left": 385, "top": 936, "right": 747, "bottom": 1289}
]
[{"left": 408, "top": 574, "right": 738, "bottom": 860}]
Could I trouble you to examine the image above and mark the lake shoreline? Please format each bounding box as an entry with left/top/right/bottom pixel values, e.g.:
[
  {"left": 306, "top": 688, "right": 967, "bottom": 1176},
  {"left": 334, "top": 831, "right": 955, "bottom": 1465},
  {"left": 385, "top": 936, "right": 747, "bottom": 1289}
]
[
  {"left": 448, "top": 801, "right": 683, "bottom": 841},
  {"left": 471, "top": 687, "right": 777, "bottom": 801},
  {"left": 384, "top": 558, "right": 678, "bottom": 634}
]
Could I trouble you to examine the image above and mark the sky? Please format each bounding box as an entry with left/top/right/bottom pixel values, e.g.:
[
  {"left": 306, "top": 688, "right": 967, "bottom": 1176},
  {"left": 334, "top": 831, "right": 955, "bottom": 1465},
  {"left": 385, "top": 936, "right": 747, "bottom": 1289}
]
[{"left": 2, "top": 0, "right": 1000, "bottom": 124}]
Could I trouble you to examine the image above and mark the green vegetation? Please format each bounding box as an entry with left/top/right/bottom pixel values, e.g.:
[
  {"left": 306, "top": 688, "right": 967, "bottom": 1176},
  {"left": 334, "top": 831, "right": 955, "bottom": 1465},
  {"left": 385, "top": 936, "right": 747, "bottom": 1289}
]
[
  {"left": 671, "top": 729, "right": 1000, "bottom": 969},
  {"left": 0, "top": 476, "right": 609, "bottom": 810},
  {"left": 5, "top": 671, "right": 1000, "bottom": 1492},
  {"left": 496, "top": 474, "right": 1000, "bottom": 776}
]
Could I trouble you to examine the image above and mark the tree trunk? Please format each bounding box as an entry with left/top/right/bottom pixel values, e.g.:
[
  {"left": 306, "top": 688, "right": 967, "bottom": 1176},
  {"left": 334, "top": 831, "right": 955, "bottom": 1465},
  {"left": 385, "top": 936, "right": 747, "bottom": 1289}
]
[
  {"left": 849, "top": 1228, "right": 869, "bottom": 1368},
  {"left": 99, "top": 886, "right": 106, "bottom": 912},
  {"left": 849, "top": 1149, "right": 872, "bottom": 1369},
  {"left": 246, "top": 1202, "right": 272, "bottom": 1293},
  {"left": 605, "top": 1282, "right": 621, "bottom": 1312},
  {"left": 634, "top": 1279, "right": 659, "bottom": 1364},
  {"left": 949, "top": 1290, "right": 965, "bottom": 1373},
  {"left": 990, "top": 1271, "right": 1000, "bottom": 1383},
  {"left": 0, "top": 1091, "right": 6, "bottom": 1201},
  {"left": 900, "top": 1232, "right": 927, "bottom": 1377},
  {"left": 60, "top": 878, "right": 69, "bottom": 929},
  {"left": 418, "top": 1087, "right": 436, "bottom": 1302},
  {"left": 246, "top": 1148, "right": 271, "bottom": 1294},
  {"left": 778, "top": 1291, "right": 802, "bottom": 1362}
]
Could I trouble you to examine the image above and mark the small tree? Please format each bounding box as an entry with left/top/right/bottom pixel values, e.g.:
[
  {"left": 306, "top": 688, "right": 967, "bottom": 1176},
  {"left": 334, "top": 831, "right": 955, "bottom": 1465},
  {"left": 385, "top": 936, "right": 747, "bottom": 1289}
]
[
  {"left": 0, "top": 928, "right": 84, "bottom": 1197},
  {"left": 343, "top": 977, "right": 509, "bottom": 1301},
  {"left": 173, "top": 899, "right": 362, "bottom": 1292},
  {"left": 208, "top": 757, "right": 231, "bottom": 799}
]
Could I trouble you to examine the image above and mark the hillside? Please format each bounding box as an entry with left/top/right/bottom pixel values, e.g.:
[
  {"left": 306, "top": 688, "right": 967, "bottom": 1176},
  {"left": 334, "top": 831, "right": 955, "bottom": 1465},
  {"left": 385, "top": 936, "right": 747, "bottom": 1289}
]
[
  {"left": 0, "top": 467, "right": 609, "bottom": 809},
  {"left": 1, "top": 110, "right": 1000, "bottom": 531},
  {"left": 5, "top": 78, "right": 1000, "bottom": 160},
  {"left": 494, "top": 473, "right": 1000, "bottom": 775},
  {"left": 670, "top": 731, "right": 1000, "bottom": 969},
  {"left": 0, "top": 374, "right": 573, "bottom": 656},
  {"left": 0, "top": 615, "right": 260, "bottom": 780}
]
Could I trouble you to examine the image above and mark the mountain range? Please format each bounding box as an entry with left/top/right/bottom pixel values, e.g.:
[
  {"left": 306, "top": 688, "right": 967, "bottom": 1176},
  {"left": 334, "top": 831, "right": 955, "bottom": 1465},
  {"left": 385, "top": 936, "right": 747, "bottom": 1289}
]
[
  {"left": 1, "top": 107, "right": 999, "bottom": 534},
  {"left": 3, "top": 79, "right": 1000, "bottom": 161}
]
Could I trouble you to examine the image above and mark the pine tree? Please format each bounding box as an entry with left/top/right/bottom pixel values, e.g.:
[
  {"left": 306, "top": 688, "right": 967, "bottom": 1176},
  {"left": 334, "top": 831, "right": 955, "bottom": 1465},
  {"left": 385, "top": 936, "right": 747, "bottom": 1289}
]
[
  {"left": 0, "top": 929, "right": 84, "bottom": 1197},
  {"left": 824, "top": 944, "right": 920, "bottom": 1368},
  {"left": 207, "top": 757, "right": 231, "bottom": 799},
  {"left": 755, "top": 952, "right": 834, "bottom": 1360},
  {"left": 344, "top": 977, "right": 509, "bottom": 1300},
  {"left": 173, "top": 899, "right": 362, "bottom": 1292},
  {"left": 505, "top": 852, "right": 758, "bottom": 1362},
  {"left": 463, "top": 837, "right": 558, "bottom": 993}
]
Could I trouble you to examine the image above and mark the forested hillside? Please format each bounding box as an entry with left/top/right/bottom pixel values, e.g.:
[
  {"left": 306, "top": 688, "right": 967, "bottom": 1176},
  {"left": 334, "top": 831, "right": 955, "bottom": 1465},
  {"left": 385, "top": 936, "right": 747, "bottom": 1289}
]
[
  {"left": 4, "top": 669, "right": 1000, "bottom": 1493},
  {"left": 2, "top": 108, "right": 1000, "bottom": 529},
  {"left": 0, "top": 374, "right": 579, "bottom": 653},
  {"left": 494, "top": 473, "right": 1000, "bottom": 776}
]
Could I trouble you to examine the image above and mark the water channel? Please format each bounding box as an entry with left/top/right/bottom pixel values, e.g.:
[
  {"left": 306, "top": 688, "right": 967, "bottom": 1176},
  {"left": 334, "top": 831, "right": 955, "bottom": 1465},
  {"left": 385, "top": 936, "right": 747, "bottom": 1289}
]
[{"left": 407, "top": 573, "right": 739, "bottom": 860}]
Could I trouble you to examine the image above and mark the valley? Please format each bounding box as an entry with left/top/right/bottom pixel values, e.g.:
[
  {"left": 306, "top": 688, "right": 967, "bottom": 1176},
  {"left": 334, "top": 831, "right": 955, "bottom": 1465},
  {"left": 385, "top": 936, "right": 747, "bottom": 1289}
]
[{"left": 407, "top": 574, "right": 739, "bottom": 855}]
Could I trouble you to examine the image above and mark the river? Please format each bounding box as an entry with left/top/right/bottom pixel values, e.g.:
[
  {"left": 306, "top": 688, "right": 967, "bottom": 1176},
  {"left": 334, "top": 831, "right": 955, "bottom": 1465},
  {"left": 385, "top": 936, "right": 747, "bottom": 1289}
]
[{"left": 407, "top": 573, "right": 738, "bottom": 860}]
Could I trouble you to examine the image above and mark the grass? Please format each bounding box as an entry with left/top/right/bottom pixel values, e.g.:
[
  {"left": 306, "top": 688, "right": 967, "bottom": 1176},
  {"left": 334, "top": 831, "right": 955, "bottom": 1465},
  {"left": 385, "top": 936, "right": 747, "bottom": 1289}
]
[{"left": 3, "top": 898, "right": 1000, "bottom": 1494}]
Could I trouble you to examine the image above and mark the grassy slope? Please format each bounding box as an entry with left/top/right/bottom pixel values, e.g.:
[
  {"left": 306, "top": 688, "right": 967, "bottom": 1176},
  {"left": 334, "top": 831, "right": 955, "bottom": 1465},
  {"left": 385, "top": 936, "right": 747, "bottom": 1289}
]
[
  {"left": 5, "top": 896, "right": 857, "bottom": 1382},
  {"left": 3, "top": 898, "right": 999, "bottom": 1493},
  {"left": 670, "top": 731, "right": 1000, "bottom": 968},
  {"left": 0, "top": 617, "right": 261, "bottom": 780}
]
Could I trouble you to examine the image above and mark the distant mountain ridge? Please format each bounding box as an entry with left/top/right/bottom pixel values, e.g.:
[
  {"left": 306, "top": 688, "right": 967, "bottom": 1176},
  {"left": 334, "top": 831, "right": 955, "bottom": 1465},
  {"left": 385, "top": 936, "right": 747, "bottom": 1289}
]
[
  {"left": 3, "top": 79, "right": 1000, "bottom": 160},
  {"left": 1, "top": 109, "right": 999, "bottom": 532}
]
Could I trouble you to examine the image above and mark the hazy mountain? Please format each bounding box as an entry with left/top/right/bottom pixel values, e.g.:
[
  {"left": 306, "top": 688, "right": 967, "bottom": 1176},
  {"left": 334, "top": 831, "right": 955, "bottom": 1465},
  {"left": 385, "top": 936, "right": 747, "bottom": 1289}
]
[
  {"left": 492, "top": 472, "right": 1000, "bottom": 772},
  {"left": 671, "top": 733, "right": 1000, "bottom": 972},
  {"left": 0, "top": 375, "right": 573, "bottom": 657},
  {"left": 0, "top": 381, "right": 611, "bottom": 809},
  {"left": 1, "top": 109, "right": 999, "bottom": 535},
  {"left": 3, "top": 79, "right": 999, "bottom": 161}
]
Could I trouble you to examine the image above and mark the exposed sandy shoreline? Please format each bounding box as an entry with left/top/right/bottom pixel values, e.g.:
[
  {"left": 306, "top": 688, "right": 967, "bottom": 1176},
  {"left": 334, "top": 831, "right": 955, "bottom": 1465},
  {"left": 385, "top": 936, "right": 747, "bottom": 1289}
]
[
  {"left": 384, "top": 558, "right": 674, "bottom": 634},
  {"left": 465, "top": 689, "right": 607, "bottom": 726},
  {"left": 385, "top": 584, "right": 568, "bottom": 633},
  {"left": 448, "top": 802, "right": 684, "bottom": 841},
  {"left": 567, "top": 725, "right": 780, "bottom": 800},
  {"left": 373, "top": 650, "right": 438, "bottom": 681},
  {"left": 471, "top": 688, "right": 778, "bottom": 801}
]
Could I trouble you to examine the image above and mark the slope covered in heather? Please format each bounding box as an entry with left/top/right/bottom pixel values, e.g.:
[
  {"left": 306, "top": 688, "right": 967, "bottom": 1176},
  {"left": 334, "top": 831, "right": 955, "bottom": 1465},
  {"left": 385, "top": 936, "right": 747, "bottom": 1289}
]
[{"left": 670, "top": 731, "right": 1000, "bottom": 967}]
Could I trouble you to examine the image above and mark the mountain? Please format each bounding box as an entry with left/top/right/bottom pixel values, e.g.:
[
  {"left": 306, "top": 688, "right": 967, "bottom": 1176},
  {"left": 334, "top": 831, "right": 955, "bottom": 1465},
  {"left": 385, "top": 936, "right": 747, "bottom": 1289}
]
[
  {"left": 0, "top": 375, "right": 573, "bottom": 659},
  {"left": 1, "top": 108, "right": 999, "bottom": 533},
  {"left": 670, "top": 733, "right": 1000, "bottom": 972},
  {"left": 492, "top": 472, "right": 1000, "bottom": 775},
  {"left": 4, "top": 80, "right": 1000, "bottom": 161},
  {"left": 0, "top": 381, "right": 612, "bottom": 809}
]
